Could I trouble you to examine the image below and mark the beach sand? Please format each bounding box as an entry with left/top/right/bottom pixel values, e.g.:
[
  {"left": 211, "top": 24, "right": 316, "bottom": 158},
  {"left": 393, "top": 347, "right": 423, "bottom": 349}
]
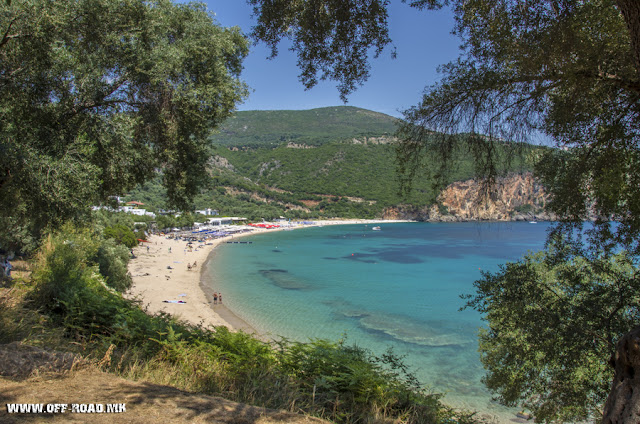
[
  {"left": 126, "top": 220, "right": 409, "bottom": 332},
  {"left": 126, "top": 233, "right": 244, "bottom": 330}
]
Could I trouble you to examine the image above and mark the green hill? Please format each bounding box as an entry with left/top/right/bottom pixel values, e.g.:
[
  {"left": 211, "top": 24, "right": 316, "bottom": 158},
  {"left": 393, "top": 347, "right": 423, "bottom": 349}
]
[
  {"left": 208, "top": 106, "right": 397, "bottom": 147},
  {"left": 125, "top": 107, "right": 535, "bottom": 220}
]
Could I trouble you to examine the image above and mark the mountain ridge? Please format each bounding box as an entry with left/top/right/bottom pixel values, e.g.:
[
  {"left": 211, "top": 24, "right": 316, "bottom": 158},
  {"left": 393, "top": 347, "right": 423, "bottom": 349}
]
[
  {"left": 126, "top": 107, "right": 546, "bottom": 221},
  {"left": 208, "top": 106, "right": 397, "bottom": 148}
]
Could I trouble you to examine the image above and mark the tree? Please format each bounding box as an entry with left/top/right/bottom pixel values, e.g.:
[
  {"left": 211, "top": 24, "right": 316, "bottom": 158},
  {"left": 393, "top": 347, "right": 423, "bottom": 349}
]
[
  {"left": 0, "top": 0, "right": 248, "bottom": 252},
  {"left": 248, "top": 0, "right": 640, "bottom": 421},
  {"left": 247, "top": 0, "right": 393, "bottom": 102},
  {"left": 463, "top": 238, "right": 640, "bottom": 422},
  {"left": 394, "top": 2, "right": 640, "bottom": 420},
  {"left": 103, "top": 224, "right": 138, "bottom": 249}
]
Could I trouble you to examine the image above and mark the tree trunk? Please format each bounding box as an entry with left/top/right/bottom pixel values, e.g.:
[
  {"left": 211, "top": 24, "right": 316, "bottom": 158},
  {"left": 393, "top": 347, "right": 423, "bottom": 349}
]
[{"left": 602, "top": 325, "right": 640, "bottom": 423}]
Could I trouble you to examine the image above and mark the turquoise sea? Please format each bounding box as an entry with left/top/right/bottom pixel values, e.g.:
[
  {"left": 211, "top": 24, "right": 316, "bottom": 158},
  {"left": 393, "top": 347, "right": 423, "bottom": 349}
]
[{"left": 206, "top": 221, "right": 551, "bottom": 420}]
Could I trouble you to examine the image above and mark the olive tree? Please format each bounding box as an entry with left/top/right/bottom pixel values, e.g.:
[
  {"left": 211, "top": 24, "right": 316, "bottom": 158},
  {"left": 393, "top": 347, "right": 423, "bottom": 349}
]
[{"left": 0, "top": 0, "right": 248, "bottom": 251}]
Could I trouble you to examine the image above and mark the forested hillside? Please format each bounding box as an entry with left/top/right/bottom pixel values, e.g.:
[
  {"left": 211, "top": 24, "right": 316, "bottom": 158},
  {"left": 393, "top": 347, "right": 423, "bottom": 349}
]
[
  {"left": 208, "top": 106, "right": 397, "bottom": 147},
  {"left": 125, "top": 107, "right": 537, "bottom": 220}
]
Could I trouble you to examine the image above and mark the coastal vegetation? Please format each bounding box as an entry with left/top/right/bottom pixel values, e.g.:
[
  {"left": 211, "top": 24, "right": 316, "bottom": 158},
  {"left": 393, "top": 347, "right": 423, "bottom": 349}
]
[
  {"left": 1, "top": 223, "right": 482, "bottom": 423},
  {"left": 0, "top": 0, "right": 248, "bottom": 252}
]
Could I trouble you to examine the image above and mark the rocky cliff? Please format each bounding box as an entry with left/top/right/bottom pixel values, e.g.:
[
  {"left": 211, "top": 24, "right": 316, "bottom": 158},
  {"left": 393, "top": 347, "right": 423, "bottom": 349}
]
[{"left": 383, "top": 173, "right": 553, "bottom": 222}]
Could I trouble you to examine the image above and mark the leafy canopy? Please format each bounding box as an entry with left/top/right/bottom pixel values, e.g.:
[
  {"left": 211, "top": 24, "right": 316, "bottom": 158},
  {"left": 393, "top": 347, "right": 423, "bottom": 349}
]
[
  {"left": 0, "top": 0, "right": 248, "bottom": 251},
  {"left": 248, "top": 0, "right": 393, "bottom": 102},
  {"left": 463, "top": 236, "right": 640, "bottom": 422}
]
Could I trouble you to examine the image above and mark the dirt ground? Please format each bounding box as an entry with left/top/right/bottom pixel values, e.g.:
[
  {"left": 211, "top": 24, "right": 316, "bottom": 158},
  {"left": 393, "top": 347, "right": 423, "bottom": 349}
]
[
  {"left": 0, "top": 369, "right": 329, "bottom": 424},
  {"left": 0, "top": 342, "right": 328, "bottom": 424}
]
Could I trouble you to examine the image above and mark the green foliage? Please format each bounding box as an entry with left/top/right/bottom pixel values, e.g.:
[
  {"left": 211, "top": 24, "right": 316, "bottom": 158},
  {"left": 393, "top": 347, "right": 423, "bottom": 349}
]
[
  {"left": 104, "top": 225, "right": 138, "bottom": 249},
  {"left": 209, "top": 106, "right": 397, "bottom": 147},
  {"left": 30, "top": 225, "right": 180, "bottom": 348},
  {"left": 248, "top": 2, "right": 392, "bottom": 101},
  {"left": 25, "top": 225, "right": 486, "bottom": 423},
  {"left": 31, "top": 227, "right": 108, "bottom": 325},
  {"left": 91, "top": 210, "right": 142, "bottom": 231},
  {"left": 275, "top": 339, "right": 448, "bottom": 423},
  {"left": 93, "top": 239, "right": 132, "bottom": 292},
  {"left": 463, "top": 238, "right": 640, "bottom": 422},
  {"left": 155, "top": 214, "right": 195, "bottom": 232},
  {"left": 513, "top": 204, "right": 533, "bottom": 214},
  {"left": 0, "top": 0, "right": 248, "bottom": 252}
]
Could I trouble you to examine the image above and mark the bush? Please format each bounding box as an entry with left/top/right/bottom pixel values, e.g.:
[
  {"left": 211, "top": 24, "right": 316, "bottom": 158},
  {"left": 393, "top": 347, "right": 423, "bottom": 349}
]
[
  {"left": 438, "top": 203, "right": 449, "bottom": 215},
  {"left": 94, "top": 239, "right": 132, "bottom": 292},
  {"left": 104, "top": 224, "right": 138, "bottom": 248},
  {"left": 514, "top": 203, "right": 534, "bottom": 214}
]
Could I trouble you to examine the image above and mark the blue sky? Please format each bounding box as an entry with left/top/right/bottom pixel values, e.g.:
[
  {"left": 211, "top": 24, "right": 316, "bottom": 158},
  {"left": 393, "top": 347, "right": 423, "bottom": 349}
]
[{"left": 198, "top": 1, "right": 461, "bottom": 118}]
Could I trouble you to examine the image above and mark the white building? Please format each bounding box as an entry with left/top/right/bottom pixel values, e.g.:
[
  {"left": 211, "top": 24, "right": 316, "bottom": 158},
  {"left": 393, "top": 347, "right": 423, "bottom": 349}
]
[{"left": 195, "top": 208, "right": 219, "bottom": 216}]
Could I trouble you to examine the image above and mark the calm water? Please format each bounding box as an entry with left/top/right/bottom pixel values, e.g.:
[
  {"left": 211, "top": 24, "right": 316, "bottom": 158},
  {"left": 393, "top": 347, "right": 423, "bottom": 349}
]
[{"left": 206, "top": 222, "right": 551, "bottom": 420}]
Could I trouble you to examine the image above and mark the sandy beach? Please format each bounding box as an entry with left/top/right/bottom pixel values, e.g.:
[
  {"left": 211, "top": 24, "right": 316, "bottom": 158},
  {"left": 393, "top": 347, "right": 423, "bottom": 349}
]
[{"left": 126, "top": 220, "right": 409, "bottom": 332}]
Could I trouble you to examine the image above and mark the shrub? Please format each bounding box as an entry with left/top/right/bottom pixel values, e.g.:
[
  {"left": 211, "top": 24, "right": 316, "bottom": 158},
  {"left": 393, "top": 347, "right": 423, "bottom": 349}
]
[
  {"left": 104, "top": 224, "right": 138, "bottom": 248},
  {"left": 514, "top": 203, "right": 534, "bottom": 214},
  {"left": 94, "top": 239, "right": 132, "bottom": 292}
]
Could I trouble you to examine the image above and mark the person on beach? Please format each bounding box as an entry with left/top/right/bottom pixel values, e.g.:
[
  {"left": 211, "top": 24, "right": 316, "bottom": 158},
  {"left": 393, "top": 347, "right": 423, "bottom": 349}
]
[
  {"left": 213, "top": 293, "right": 218, "bottom": 304},
  {"left": 218, "top": 293, "right": 222, "bottom": 303},
  {"left": 187, "top": 263, "right": 191, "bottom": 271}
]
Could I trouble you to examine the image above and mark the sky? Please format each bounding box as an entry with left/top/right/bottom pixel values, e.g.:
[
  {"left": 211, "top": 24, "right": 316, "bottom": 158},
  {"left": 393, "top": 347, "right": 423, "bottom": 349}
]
[{"left": 197, "top": 1, "right": 462, "bottom": 118}]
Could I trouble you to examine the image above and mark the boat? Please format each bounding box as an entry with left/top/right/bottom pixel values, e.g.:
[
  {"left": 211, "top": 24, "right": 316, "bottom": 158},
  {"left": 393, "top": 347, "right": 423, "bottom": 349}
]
[{"left": 372, "top": 226, "right": 381, "bottom": 231}]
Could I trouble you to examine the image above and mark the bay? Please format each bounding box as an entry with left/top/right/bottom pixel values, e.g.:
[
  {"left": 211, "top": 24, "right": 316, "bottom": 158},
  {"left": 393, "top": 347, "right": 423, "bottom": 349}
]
[{"left": 206, "top": 221, "right": 551, "bottom": 420}]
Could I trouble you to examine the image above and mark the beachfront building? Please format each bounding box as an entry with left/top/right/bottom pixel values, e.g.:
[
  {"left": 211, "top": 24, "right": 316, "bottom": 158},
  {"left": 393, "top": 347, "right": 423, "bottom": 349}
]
[
  {"left": 195, "top": 208, "right": 219, "bottom": 216},
  {"left": 206, "top": 217, "right": 233, "bottom": 226},
  {"left": 121, "top": 201, "right": 156, "bottom": 218},
  {"left": 127, "top": 208, "right": 155, "bottom": 218}
]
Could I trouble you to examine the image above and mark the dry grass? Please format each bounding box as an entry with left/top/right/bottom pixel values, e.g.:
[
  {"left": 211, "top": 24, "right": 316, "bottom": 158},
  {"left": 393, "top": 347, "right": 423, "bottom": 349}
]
[
  {"left": 0, "top": 274, "right": 328, "bottom": 424},
  {"left": 0, "top": 367, "right": 329, "bottom": 424}
]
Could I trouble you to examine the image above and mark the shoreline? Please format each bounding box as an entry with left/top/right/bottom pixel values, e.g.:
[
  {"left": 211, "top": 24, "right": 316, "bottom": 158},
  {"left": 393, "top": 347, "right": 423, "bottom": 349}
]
[
  {"left": 127, "top": 219, "right": 410, "bottom": 333},
  {"left": 126, "top": 219, "right": 531, "bottom": 424},
  {"left": 198, "top": 231, "right": 261, "bottom": 334}
]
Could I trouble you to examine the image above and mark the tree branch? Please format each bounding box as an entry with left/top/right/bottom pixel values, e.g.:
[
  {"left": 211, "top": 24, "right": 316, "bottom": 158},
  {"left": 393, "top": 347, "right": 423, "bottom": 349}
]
[{"left": 0, "top": 17, "right": 21, "bottom": 50}]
